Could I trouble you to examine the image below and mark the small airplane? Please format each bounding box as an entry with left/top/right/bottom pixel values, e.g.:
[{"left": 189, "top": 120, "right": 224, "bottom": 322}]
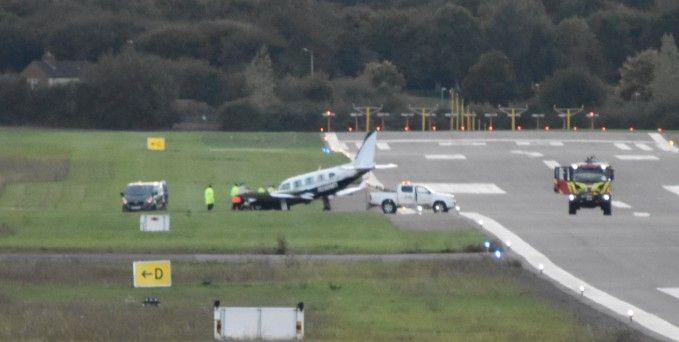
[{"left": 236, "top": 131, "right": 394, "bottom": 211}]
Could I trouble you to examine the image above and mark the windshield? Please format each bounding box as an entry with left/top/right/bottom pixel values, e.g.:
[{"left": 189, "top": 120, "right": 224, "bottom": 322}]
[
  {"left": 126, "top": 185, "right": 151, "bottom": 196},
  {"left": 573, "top": 168, "right": 608, "bottom": 183}
]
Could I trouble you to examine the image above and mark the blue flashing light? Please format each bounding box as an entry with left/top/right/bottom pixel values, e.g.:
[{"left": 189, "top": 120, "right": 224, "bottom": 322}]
[
  {"left": 494, "top": 250, "right": 502, "bottom": 259},
  {"left": 483, "top": 240, "right": 491, "bottom": 249},
  {"left": 321, "top": 147, "right": 331, "bottom": 154}
]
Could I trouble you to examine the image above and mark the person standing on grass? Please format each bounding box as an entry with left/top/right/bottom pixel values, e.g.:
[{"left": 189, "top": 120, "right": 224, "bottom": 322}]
[
  {"left": 205, "top": 185, "right": 215, "bottom": 211},
  {"left": 230, "top": 183, "right": 240, "bottom": 210}
]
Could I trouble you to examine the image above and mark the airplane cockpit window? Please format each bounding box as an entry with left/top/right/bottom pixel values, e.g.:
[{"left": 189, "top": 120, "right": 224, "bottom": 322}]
[
  {"left": 317, "top": 174, "right": 324, "bottom": 182},
  {"left": 329, "top": 172, "right": 336, "bottom": 178},
  {"left": 305, "top": 177, "right": 313, "bottom": 185},
  {"left": 279, "top": 183, "right": 291, "bottom": 191},
  {"left": 293, "top": 180, "right": 302, "bottom": 188}
]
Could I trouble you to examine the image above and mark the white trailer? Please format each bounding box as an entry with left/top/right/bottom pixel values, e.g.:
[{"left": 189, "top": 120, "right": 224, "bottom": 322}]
[{"left": 213, "top": 302, "right": 304, "bottom": 340}]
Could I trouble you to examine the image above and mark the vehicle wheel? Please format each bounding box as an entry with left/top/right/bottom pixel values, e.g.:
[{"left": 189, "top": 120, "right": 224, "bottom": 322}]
[
  {"left": 602, "top": 202, "right": 612, "bottom": 216},
  {"left": 381, "top": 200, "right": 396, "bottom": 214},
  {"left": 432, "top": 201, "right": 447, "bottom": 213},
  {"left": 568, "top": 202, "right": 577, "bottom": 215}
]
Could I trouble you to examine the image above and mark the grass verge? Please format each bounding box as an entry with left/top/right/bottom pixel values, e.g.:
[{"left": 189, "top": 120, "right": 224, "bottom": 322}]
[
  {"left": 0, "top": 258, "right": 642, "bottom": 341},
  {"left": 0, "top": 128, "right": 484, "bottom": 253}
]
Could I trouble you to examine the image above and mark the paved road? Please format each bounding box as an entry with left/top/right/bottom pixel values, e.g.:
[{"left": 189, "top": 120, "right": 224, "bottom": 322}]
[{"left": 332, "top": 130, "right": 679, "bottom": 340}]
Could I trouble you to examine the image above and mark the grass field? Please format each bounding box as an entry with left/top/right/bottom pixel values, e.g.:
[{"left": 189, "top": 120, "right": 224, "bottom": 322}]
[
  {"left": 0, "top": 258, "right": 639, "bottom": 341},
  {"left": 0, "top": 128, "right": 483, "bottom": 253}
]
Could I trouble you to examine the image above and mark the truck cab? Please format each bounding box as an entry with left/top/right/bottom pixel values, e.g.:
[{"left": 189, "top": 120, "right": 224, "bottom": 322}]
[{"left": 564, "top": 160, "right": 614, "bottom": 215}]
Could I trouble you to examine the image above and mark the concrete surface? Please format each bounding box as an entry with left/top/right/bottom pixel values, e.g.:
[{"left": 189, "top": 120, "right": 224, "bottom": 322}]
[{"left": 331, "top": 130, "right": 679, "bottom": 341}]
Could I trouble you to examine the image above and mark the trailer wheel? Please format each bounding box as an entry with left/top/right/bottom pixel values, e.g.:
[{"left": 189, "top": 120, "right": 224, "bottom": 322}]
[
  {"left": 568, "top": 202, "right": 577, "bottom": 215},
  {"left": 381, "top": 200, "right": 396, "bottom": 214},
  {"left": 432, "top": 201, "right": 447, "bottom": 213}
]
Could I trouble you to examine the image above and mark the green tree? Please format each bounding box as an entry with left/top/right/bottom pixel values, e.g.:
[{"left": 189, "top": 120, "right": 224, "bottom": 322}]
[
  {"left": 539, "top": 68, "right": 607, "bottom": 108},
  {"left": 618, "top": 49, "right": 656, "bottom": 101},
  {"left": 588, "top": 8, "right": 657, "bottom": 79},
  {"left": 480, "top": 0, "right": 557, "bottom": 84},
  {"left": 0, "top": 23, "right": 42, "bottom": 71},
  {"left": 362, "top": 60, "right": 405, "bottom": 95},
  {"left": 165, "top": 58, "right": 228, "bottom": 105},
  {"left": 45, "top": 16, "right": 142, "bottom": 61},
  {"left": 650, "top": 34, "right": 679, "bottom": 108},
  {"left": 462, "top": 51, "right": 517, "bottom": 105},
  {"left": 136, "top": 25, "right": 210, "bottom": 61},
  {"left": 244, "top": 46, "right": 276, "bottom": 109},
  {"left": 78, "top": 50, "right": 178, "bottom": 129},
  {"left": 554, "top": 17, "right": 606, "bottom": 76}
]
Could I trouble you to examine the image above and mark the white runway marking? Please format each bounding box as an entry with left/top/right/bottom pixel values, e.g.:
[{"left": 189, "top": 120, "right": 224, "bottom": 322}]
[
  {"left": 615, "top": 155, "right": 659, "bottom": 161},
  {"left": 462, "top": 211, "right": 679, "bottom": 341},
  {"left": 425, "top": 154, "right": 466, "bottom": 160},
  {"left": 663, "top": 185, "right": 679, "bottom": 196},
  {"left": 516, "top": 141, "right": 531, "bottom": 146},
  {"left": 658, "top": 288, "right": 679, "bottom": 300},
  {"left": 634, "top": 143, "right": 653, "bottom": 151},
  {"left": 549, "top": 141, "right": 564, "bottom": 146},
  {"left": 511, "top": 150, "right": 544, "bottom": 158},
  {"left": 649, "top": 133, "right": 679, "bottom": 152},
  {"left": 419, "top": 183, "right": 506, "bottom": 194},
  {"left": 633, "top": 212, "right": 651, "bottom": 218},
  {"left": 612, "top": 200, "right": 631, "bottom": 209},
  {"left": 614, "top": 143, "right": 632, "bottom": 150},
  {"left": 543, "top": 160, "right": 560, "bottom": 169},
  {"left": 438, "top": 141, "right": 487, "bottom": 146},
  {"left": 376, "top": 142, "right": 390, "bottom": 150}
]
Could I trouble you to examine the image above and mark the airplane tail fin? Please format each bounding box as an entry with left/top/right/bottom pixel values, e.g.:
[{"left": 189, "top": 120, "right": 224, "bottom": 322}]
[{"left": 353, "top": 131, "right": 376, "bottom": 170}]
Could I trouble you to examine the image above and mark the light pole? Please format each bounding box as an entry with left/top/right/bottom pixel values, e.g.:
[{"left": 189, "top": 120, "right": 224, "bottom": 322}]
[
  {"left": 558, "top": 113, "right": 566, "bottom": 130},
  {"left": 553, "top": 105, "right": 583, "bottom": 131},
  {"left": 376, "top": 112, "right": 390, "bottom": 131},
  {"left": 349, "top": 112, "right": 363, "bottom": 131},
  {"left": 440, "top": 87, "right": 447, "bottom": 103},
  {"left": 409, "top": 105, "right": 438, "bottom": 131},
  {"left": 484, "top": 113, "right": 498, "bottom": 130},
  {"left": 531, "top": 113, "right": 545, "bottom": 130},
  {"left": 401, "top": 112, "right": 414, "bottom": 131},
  {"left": 586, "top": 111, "right": 599, "bottom": 130},
  {"left": 498, "top": 105, "right": 528, "bottom": 131},
  {"left": 322, "top": 110, "right": 335, "bottom": 132},
  {"left": 302, "top": 48, "right": 314, "bottom": 76}
]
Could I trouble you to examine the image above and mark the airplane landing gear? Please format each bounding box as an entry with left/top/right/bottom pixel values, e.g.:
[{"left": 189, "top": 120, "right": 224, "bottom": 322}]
[{"left": 322, "top": 196, "right": 331, "bottom": 211}]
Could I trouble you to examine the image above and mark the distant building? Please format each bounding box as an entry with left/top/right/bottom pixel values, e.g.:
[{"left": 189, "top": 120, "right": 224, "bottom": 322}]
[{"left": 21, "top": 52, "right": 87, "bottom": 88}]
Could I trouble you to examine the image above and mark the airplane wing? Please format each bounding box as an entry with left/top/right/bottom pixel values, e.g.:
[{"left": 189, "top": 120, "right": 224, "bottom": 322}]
[
  {"left": 270, "top": 192, "right": 314, "bottom": 201},
  {"left": 269, "top": 193, "right": 297, "bottom": 199},
  {"left": 335, "top": 180, "right": 367, "bottom": 197}
]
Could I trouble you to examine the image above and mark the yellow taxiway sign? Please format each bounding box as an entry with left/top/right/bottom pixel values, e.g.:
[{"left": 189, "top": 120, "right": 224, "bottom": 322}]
[{"left": 133, "top": 260, "right": 171, "bottom": 288}]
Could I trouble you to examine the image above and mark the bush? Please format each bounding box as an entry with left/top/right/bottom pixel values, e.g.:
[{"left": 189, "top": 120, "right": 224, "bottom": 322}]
[
  {"left": 539, "top": 68, "right": 607, "bottom": 108},
  {"left": 78, "top": 50, "right": 179, "bottom": 129}
]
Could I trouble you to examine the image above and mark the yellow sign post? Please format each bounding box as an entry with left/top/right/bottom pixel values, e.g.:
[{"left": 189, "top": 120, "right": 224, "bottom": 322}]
[
  {"left": 133, "top": 260, "right": 171, "bottom": 288},
  {"left": 147, "top": 137, "right": 166, "bottom": 151}
]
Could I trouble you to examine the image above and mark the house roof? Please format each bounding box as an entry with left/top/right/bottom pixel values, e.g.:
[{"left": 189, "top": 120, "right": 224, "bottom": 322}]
[{"left": 29, "top": 60, "right": 87, "bottom": 78}]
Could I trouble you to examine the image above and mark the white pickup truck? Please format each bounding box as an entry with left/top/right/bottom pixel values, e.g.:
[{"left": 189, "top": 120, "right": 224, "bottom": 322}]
[{"left": 369, "top": 183, "right": 457, "bottom": 214}]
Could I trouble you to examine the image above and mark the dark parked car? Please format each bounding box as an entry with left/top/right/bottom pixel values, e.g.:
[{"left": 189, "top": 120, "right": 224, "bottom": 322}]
[{"left": 121, "top": 181, "right": 168, "bottom": 211}]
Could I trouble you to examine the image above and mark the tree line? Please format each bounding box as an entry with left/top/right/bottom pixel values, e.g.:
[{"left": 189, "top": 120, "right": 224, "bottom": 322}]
[{"left": 0, "top": 0, "right": 678, "bottom": 130}]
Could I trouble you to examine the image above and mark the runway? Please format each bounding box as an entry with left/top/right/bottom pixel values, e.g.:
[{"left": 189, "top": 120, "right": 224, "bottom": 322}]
[{"left": 331, "top": 130, "right": 679, "bottom": 341}]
